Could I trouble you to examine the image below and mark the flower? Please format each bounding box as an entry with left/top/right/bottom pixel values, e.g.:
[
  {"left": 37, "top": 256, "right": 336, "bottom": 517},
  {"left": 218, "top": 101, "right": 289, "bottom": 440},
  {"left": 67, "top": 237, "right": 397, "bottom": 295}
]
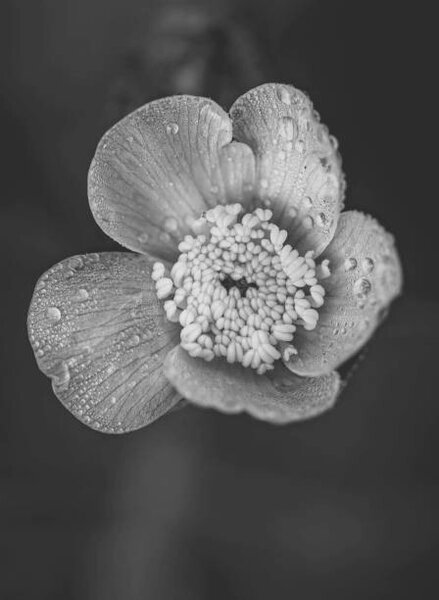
[{"left": 27, "top": 83, "right": 402, "bottom": 433}]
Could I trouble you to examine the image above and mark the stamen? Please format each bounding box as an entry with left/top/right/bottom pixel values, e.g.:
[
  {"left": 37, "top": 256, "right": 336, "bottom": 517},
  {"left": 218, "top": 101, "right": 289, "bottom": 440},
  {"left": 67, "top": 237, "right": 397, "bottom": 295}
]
[{"left": 152, "top": 203, "right": 328, "bottom": 373}]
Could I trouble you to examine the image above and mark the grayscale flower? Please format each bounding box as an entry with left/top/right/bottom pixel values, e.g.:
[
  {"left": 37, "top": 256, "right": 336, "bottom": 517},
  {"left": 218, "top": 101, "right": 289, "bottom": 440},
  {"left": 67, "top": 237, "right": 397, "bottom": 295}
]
[{"left": 27, "top": 83, "right": 402, "bottom": 433}]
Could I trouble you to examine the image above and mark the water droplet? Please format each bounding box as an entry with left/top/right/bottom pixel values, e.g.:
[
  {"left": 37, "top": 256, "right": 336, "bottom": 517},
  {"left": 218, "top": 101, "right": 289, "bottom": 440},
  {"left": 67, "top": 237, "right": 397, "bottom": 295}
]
[
  {"left": 354, "top": 277, "right": 372, "bottom": 298},
  {"left": 159, "top": 231, "right": 171, "bottom": 244},
  {"left": 362, "top": 257, "right": 375, "bottom": 273},
  {"left": 52, "top": 361, "right": 70, "bottom": 389},
  {"left": 67, "top": 256, "right": 84, "bottom": 270},
  {"left": 302, "top": 196, "right": 313, "bottom": 210},
  {"left": 278, "top": 86, "right": 291, "bottom": 105},
  {"left": 344, "top": 257, "right": 357, "bottom": 271},
  {"left": 288, "top": 207, "right": 298, "bottom": 219},
  {"left": 303, "top": 216, "right": 314, "bottom": 229},
  {"left": 260, "top": 178, "right": 269, "bottom": 189},
  {"left": 36, "top": 349, "right": 44, "bottom": 357},
  {"left": 279, "top": 116, "right": 295, "bottom": 141},
  {"left": 74, "top": 288, "right": 89, "bottom": 302},
  {"left": 110, "top": 397, "right": 117, "bottom": 405},
  {"left": 315, "top": 212, "right": 327, "bottom": 227},
  {"left": 295, "top": 139, "right": 305, "bottom": 153},
  {"left": 131, "top": 334, "right": 140, "bottom": 346},
  {"left": 210, "top": 185, "right": 219, "bottom": 194},
  {"left": 137, "top": 232, "right": 149, "bottom": 244},
  {"left": 166, "top": 122, "right": 179, "bottom": 135},
  {"left": 46, "top": 307, "right": 61, "bottom": 323},
  {"left": 329, "top": 135, "right": 339, "bottom": 150},
  {"left": 163, "top": 216, "right": 178, "bottom": 233}
]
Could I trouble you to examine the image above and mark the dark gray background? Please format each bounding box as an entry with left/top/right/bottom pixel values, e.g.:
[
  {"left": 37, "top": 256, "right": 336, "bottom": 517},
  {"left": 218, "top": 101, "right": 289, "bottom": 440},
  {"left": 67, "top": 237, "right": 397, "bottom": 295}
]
[{"left": 1, "top": 1, "right": 438, "bottom": 598}]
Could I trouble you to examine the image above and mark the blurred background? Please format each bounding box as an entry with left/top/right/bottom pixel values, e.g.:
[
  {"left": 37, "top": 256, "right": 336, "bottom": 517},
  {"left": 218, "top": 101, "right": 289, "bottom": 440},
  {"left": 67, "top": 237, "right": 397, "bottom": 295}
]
[{"left": 1, "top": 0, "right": 438, "bottom": 598}]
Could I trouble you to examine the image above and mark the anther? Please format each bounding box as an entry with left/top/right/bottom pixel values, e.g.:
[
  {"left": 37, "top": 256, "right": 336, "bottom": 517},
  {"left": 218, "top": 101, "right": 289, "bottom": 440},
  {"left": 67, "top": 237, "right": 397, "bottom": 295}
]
[{"left": 152, "top": 203, "right": 328, "bottom": 373}]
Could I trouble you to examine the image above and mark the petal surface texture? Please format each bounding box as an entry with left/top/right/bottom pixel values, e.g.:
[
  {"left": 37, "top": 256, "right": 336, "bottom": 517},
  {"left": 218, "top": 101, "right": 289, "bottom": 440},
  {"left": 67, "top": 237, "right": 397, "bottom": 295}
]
[
  {"left": 286, "top": 211, "right": 403, "bottom": 376},
  {"left": 164, "top": 346, "right": 341, "bottom": 424},
  {"left": 230, "top": 83, "right": 345, "bottom": 255},
  {"left": 88, "top": 96, "right": 256, "bottom": 261},
  {"left": 27, "top": 252, "right": 181, "bottom": 433}
]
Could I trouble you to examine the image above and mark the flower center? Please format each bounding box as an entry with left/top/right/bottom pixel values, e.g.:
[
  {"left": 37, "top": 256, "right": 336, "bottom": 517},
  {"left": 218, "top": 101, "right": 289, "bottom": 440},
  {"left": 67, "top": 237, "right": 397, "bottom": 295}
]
[{"left": 152, "top": 204, "right": 330, "bottom": 374}]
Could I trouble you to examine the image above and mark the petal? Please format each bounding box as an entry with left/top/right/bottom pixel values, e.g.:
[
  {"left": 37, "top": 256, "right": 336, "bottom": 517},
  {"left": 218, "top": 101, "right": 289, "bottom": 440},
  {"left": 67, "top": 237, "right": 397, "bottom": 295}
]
[
  {"left": 285, "top": 211, "right": 403, "bottom": 376},
  {"left": 164, "top": 346, "right": 341, "bottom": 424},
  {"left": 230, "top": 83, "right": 345, "bottom": 255},
  {"left": 27, "top": 252, "right": 181, "bottom": 433},
  {"left": 88, "top": 96, "right": 256, "bottom": 261}
]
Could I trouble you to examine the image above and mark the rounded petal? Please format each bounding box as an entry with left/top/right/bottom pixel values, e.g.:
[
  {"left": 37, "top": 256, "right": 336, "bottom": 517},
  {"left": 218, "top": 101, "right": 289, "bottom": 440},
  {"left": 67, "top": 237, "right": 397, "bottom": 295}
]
[
  {"left": 89, "top": 96, "right": 256, "bottom": 261},
  {"left": 230, "top": 83, "right": 345, "bottom": 255},
  {"left": 286, "top": 211, "right": 403, "bottom": 376},
  {"left": 164, "top": 346, "right": 341, "bottom": 424},
  {"left": 27, "top": 252, "right": 181, "bottom": 433}
]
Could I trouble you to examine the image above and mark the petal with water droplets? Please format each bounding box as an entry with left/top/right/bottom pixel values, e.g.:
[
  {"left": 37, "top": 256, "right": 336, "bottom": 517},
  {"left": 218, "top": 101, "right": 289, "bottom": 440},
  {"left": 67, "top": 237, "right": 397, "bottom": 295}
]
[
  {"left": 27, "top": 252, "right": 181, "bottom": 433},
  {"left": 230, "top": 83, "right": 345, "bottom": 255},
  {"left": 285, "top": 211, "right": 403, "bottom": 376},
  {"left": 89, "top": 96, "right": 256, "bottom": 261},
  {"left": 164, "top": 346, "right": 341, "bottom": 423}
]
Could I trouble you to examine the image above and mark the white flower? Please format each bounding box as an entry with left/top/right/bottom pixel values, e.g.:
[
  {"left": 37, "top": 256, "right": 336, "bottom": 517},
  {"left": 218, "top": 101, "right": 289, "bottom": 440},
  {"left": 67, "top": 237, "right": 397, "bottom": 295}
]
[{"left": 27, "top": 84, "right": 402, "bottom": 433}]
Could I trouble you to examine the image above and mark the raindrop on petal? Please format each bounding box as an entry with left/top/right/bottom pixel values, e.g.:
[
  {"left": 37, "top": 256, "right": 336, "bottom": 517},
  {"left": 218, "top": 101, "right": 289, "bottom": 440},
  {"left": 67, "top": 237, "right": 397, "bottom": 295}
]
[
  {"left": 354, "top": 277, "right": 372, "bottom": 298},
  {"left": 362, "top": 257, "right": 375, "bottom": 273},
  {"left": 277, "top": 86, "right": 291, "bottom": 105},
  {"left": 46, "top": 307, "right": 61, "bottom": 323},
  {"left": 344, "top": 257, "right": 357, "bottom": 271},
  {"left": 73, "top": 288, "right": 89, "bottom": 302},
  {"left": 166, "top": 122, "right": 179, "bottom": 135},
  {"left": 279, "top": 117, "right": 295, "bottom": 141},
  {"left": 302, "top": 196, "right": 313, "bottom": 211},
  {"left": 137, "top": 232, "right": 149, "bottom": 243},
  {"left": 163, "top": 216, "right": 179, "bottom": 233},
  {"left": 303, "top": 216, "right": 314, "bottom": 229}
]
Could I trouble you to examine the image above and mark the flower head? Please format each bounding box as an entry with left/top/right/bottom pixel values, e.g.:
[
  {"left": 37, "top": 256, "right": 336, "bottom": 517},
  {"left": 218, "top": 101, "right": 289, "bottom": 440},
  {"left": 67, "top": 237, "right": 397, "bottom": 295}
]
[{"left": 28, "top": 84, "right": 402, "bottom": 433}]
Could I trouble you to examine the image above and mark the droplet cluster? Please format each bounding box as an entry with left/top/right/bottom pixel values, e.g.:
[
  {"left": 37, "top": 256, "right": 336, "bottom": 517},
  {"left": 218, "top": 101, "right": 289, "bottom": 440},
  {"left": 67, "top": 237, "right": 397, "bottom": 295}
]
[{"left": 152, "top": 203, "right": 329, "bottom": 374}]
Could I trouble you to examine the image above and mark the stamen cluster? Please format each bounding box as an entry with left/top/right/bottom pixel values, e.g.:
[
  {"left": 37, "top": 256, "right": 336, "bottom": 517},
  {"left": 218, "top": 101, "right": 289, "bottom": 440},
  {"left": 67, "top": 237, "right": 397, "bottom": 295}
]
[{"left": 152, "top": 204, "right": 329, "bottom": 374}]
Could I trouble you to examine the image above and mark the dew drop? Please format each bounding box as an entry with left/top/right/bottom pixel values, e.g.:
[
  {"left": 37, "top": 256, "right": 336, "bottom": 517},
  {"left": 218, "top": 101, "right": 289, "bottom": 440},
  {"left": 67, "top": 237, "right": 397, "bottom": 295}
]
[
  {"left": 344, "top": 257, "right": 357, "bottom": 271},
  {"left": 166, "top": 122, "right": 179, "bottom": 135},
  {"left": 67, "top": 256, "right": 84, "bottom": 270},
  {"left": 302, "top": 196, "right": 313, "bottom": 211},
  {"left": 159, "top": 231, "right": 171, "bottom": 244},
  {"left": 36, "top": 349, "right": 44, "bottom": 357},
  {"left": 329, "top": 135, "right": 339, "bottom": 150},
  {"left": 137, "top": 232, "right": 149, "bottom": 244},
  {"left": 163, "top": 216, "right": 178, "bottom": 233},
  {"left": 279, "top": 117, "right": 295, "bottom": 141},
  {"left": 354, "top": 277, "right": 372, "bottom": 298},
  {"left": 315, "top": 212, "right": 327, "bottom": 227},
  {"left": 210, "top": 185, "right": 219, "bottom": 194},
  {"left": 295, "top": 139, "right": 306, "bottom": 154},
  {"left": 362, "top": 257, "right": 375, "bottom": 273},
  {"left": 260, "top": 178, "right": 269, "bottom": 189},
  {"left": 278, "top": 86, "right": 291, "bottom": 105},
  {"left": 46, "top": 306, "right": 61, "bottom": 323},
  {"left": 74, "top": 288, "right": 89, "bottom": 302},
  {"left": 288, "top": 207, "right": 298, "bottom": 219},
  {"left": 52, "top": 361, "right": 70, "bottom": 389},
  {"left": 131, "top": 334, "right": 140, "bottom": 346},
  {"left": 303, "top": 216, "right": 314, "bottom": 229}
]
